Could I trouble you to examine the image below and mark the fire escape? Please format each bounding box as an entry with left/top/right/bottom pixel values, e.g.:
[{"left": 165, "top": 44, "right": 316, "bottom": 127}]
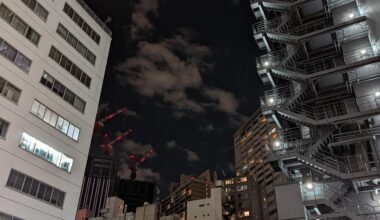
[{"left": 252, "top": 0, "right": 380, "bottom": 219}]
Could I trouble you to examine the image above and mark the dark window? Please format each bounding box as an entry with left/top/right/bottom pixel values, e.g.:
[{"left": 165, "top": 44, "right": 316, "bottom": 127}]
[
  {"left": 48, "top": 47, "right": 91, "bottom": 88},
  {"left": 63, "top": 3, "right": 100, "bottom": 44}
]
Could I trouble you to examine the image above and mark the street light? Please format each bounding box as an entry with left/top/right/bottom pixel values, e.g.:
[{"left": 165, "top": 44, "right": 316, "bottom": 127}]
[
  {"left": 274, "top": 141, "right": 281, "bottom": 147},
  {"left": 306, "top": 183, "right": 313, "bottom": 189}
]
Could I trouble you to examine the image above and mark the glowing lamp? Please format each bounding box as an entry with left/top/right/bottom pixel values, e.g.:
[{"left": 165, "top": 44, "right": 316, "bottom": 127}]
[{"left": 306, "top": 183, "right": 313, "bottom": 189}]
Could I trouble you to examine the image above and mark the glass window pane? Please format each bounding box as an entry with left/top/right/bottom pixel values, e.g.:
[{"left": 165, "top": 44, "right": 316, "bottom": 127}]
[
  {"left": 49, "top": 112, "right": 58, "bottom": 127},
  {"left": 43, "top": 185, "right": 52, "bottom": 202},
  {"left": 26, "top": 28, "right": 40, "bottom": 45},
  {"left": 20, "top": 132, "right": 36, "bottom": 152},
  {"left": 11, "top": 16, "right": 27, "bottom": 35},
  {"left": 37, "top": 183, "right": 46, "bottom": 200},
  {"left": 33, "top": 140, "right": 49, "bottom": 160},
  {"left": 67, "top": 124, "right": 74, "bottom": 138},
  {"left": 57, "top": 191, "right": 65, "bottom": 207},
  {"left": 14, "top": 173, "right": 25, "bottom": 190},
  {"left": 51, "top": 189, "right": 59, "bottom": 205},
  {"left": 29, "top": 179, "right": 39, "bottom": 196},
  {"left": 31, "top": 100, "right": 40, "bottom": 115},
  {"left": 36, "top": 104, "right": 46, "bottom": 119},
  {"left": 0, "top": 119, "right": 9, "bottom": 138},
  {"left": 47, "top": 147, "right": 61, "bottom": 166},
  {"left": 61, "top": 120, "right": 69, "bottom": 134},
  {"left": 2, "top": 42, "right": 17, "bottom": 61},
  {"left": 35, "top": 4, "right": 48, "bottom": 21},
  {"left": 60, "top": 154, "right": 73, "bottom": 172},
  {"left": 56, "top": 116, "right": 64, "bottom": 131},
  {"left": 0, "top": 77, "right": 6, "bottom": 93},
  {"left": 43, "top": 109, "right": 52, "bottom": 123},
  {"left": 6, "top": 169, "right": 17, "bottom": 188},
  {"left": 22, "top": 176, "right": 33, "bottom": 194},
  {"left": 72, "top": 127, "right": 80, "bottom": 141}
]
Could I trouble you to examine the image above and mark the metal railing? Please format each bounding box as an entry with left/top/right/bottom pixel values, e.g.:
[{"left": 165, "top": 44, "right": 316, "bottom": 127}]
[
  {"left": 302, "top": 181, "right": 380, "bottom": 219},
  {"left": 333, "top": 125, "right": 380, "bottom": 142},
  {"left": 261, "top": 83, "right": 302, "bottom": 106},
  {"left": 327, "top": 0, "right": 356, "bottom": 10},
  {"left": 75, "top": 0, "right": 112, "bottom": 36}
]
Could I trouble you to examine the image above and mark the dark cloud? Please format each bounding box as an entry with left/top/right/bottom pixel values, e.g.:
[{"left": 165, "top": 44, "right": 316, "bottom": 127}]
[
  {"left": 204, "top": 88, "right": 239, "bottom": 114},
  {"left": 165, "top": 141, "right": 200, "bottom": 162},
  {"left": 131, "top": 0, "right": 159, "bottom": 39}
]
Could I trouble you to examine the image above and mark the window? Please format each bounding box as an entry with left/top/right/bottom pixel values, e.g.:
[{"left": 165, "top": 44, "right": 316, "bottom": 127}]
[
  {"left": 20, "top": 0, "right": 48, "bottom": 21},
  {"left": 19, "top": 132, "right": 74, "bottom": 172},
  {"left": 40, "top": 72, "right": 86, "bottom": 113},
  {"left": 6, "top": 169, "right": 65, "bottom": 208},
  {"left": 63, "top": 3, "right": 100, "bottom": 44},
  {"left": 0, "top": 4, "right": 41, "bottom": 45},
  {"left": 30, "top": 100, "right": 80, "bottom": 141},
  {"left": 56, "top": 23, "right": 96, "bottom": 65},
  {"left": 0, "top": 75, "right": 21, "bottom": 103},
  {"left": 0, "top": 211, "right": 23, "bottom": 220},
  {"left": 48, "top": 47, "right": 91, "bottom": 88},
  {"left": 0, "top": 117, "right": 9, "bottom": 138},
  {"left": 0, "top": 37, "right": 32, "bottom": 72}
]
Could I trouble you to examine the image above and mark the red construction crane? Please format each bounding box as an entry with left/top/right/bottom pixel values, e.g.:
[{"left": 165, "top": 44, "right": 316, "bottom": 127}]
[
  {"left": 94, "top": 107, "right": 128, "bottom": 134},
  {"left": 100, "top": 129, "right": 133, "bottom": 155},
  {"left": 122, "top": 148, "right": 155, "bottom": 180}
]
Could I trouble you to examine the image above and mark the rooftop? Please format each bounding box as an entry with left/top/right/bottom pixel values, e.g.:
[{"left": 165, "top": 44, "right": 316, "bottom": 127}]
[{"left": 75, "top": 0, "right": 112, "bottom": 37}]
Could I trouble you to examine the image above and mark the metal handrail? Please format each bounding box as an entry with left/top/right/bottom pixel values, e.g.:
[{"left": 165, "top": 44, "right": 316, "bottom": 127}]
[{"left": 75, "top": 0, "right": 112, "bottom": 36}]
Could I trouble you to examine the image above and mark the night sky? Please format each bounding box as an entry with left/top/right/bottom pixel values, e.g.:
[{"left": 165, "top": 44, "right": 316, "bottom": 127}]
[{"left": 84, "top": 0, "right": 263, "bottom": 196}]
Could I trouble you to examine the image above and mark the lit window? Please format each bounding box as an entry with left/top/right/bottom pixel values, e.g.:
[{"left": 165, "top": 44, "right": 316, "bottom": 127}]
[
  {"left": 19, "top": 132, "right": 73, "bottom": 172},
  {"left": 30, "top": 100, "right": 80, "bottom": 141},
  {"left": 243, "top": 211, "right": 250, "bottom": 217}
]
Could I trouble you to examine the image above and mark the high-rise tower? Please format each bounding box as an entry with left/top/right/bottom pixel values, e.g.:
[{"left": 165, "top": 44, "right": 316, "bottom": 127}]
[
  {"left": 234, "top": 109, "right": 287, "bottom": 220},
  {"left": 251, "top": 0, "right": 380, "bottom": 219},
  {"left": 0, "top": 0, "right": 111, "bottom": 219}
]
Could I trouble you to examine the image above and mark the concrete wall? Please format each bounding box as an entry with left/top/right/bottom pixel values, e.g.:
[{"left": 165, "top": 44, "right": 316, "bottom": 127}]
[
  {"left": 186, "top": 188, "right": 223, "bottom": 220},
  {"left": 0, "top": 0, "right": 111, "bottom": 219},
  {"left": 275, "top": 183, "right": 305, "bottom": 220}
]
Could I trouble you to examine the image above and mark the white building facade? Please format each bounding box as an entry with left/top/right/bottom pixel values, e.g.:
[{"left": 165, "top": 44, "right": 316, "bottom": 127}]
[
  {"left": 0, "top": 0, "right": 111, "bottom": 219},
  {"left": 186, "top": 188, "right": 223, "bottom": 220}
]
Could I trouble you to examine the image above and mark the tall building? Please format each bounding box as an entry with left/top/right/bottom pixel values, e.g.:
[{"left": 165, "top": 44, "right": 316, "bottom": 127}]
[
  {"left": 234, "top": 109, "right": 287, "bottom": 220},
  {"left": 160, "top": 170, "right": 217, "bottom": 219},
  {"left": 222, "top": 176, "right": 257, "bottom": 219},
  {"left": 79, "top": 155, "right": 119, "bottom": 217},
  {"left": 0, "top": 0, "right": 111, "bottom": 219},
  {"left": 115, "top": 179, "right": 156, "bottom": 213},
  {"left": 251, "top": 0, "right": 380, "bottom": 219}
]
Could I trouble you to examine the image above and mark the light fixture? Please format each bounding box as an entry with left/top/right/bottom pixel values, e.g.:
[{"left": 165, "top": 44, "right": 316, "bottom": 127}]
[
  {"left": 274, "top": 141, "right": 281, "bottom": 147},
  {"left": 376, "top": 91, "right": 380, "bottom": 97},
  {"left": 269, "top": 98, "right": 275, "bottom": 104},
  {"left": 306, "top": 183, "right": 313, "bottom": 189},
  {"left": 264, "top": 61, "right": 270, "bottom": 66},
  {"left": 349, "top": 13, "right": 354, "bottom": 19},
  {"left": 360, "top": 49, "right": 367, "bottom": 55}
]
